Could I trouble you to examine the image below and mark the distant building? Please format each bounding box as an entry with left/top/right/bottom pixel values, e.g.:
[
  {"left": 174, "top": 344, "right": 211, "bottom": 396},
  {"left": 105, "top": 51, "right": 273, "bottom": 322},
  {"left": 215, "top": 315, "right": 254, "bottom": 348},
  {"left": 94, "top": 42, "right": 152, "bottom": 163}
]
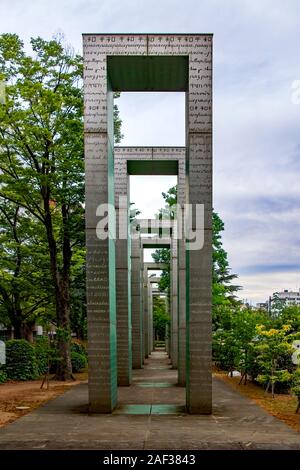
[
  {"left": 0, "top": 324, "right": 45, "bottom": 342},
  {"left": 240, "top": 301, "right": 252, "bottom": 310},
  {"left": 268, "top": 289, "right": 300, "bottom": 313},
  {"left": 256, "top": 302, "right": 268, "bottom": 311}
]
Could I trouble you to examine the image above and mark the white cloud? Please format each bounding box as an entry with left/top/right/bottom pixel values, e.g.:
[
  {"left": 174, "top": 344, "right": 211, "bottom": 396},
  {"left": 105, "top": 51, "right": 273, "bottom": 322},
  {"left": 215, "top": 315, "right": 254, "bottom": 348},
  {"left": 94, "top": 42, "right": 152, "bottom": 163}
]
[
  {"left": 116, "top": 92, "right": 185, "bottom": 147},
  {"left": 1, "top": 0, "right": 300, "bottom": 302},
  {"left": 238, "top": 271, "right": 300, "bottom": 304},
  {"left": 130, "top": 174, "right": 177, "bottom": 219}
]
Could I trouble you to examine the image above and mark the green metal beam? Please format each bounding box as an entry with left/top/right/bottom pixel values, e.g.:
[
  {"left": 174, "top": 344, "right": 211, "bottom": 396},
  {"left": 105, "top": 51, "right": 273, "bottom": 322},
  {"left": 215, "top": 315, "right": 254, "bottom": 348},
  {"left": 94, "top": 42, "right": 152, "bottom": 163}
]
[
  {"left": 127, "top": 160, "right": 178, "bottom": 175},
  {"left": 107, "top": 55, "right": 188, "bottom": 92}
]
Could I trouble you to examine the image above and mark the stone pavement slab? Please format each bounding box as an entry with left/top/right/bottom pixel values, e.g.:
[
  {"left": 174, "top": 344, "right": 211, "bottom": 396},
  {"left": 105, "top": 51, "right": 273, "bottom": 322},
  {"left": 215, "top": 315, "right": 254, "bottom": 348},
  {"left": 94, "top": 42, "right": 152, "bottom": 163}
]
[{"left": 0, "top": 351, "right": 299, "bottom": 450}]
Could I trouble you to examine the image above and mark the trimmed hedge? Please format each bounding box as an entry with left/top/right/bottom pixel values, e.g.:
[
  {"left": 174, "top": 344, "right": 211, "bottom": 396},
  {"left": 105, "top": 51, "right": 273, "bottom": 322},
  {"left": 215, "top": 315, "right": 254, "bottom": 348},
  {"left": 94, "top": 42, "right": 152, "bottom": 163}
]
[
  {"left": 71, "top": 352, "right": 87, "bottom": 372},
  {"left": 5, "top": 340, "right": 38, "bottom": 380},
  {"left": 34, "top": 336, "right": 49, "bottom": 375},
  {"left": 2, "top": 339, "right": 88, "bottom": 380}
]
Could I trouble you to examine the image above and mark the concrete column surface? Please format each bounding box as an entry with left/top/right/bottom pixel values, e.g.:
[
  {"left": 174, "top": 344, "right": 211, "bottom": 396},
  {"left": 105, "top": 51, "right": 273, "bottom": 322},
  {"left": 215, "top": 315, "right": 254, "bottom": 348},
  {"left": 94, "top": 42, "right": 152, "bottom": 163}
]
[
  {"left": 170, "top": 238, "right": 178, "bottom": 370},
  {"left": 115, "top": 163, "right": 132, "bottom": 386},
  {"left": 131, "top": 236, "right": 143, "bottom": 368},
  {"left": 143, "top": 267, "right": 149, "bottom": 359}
]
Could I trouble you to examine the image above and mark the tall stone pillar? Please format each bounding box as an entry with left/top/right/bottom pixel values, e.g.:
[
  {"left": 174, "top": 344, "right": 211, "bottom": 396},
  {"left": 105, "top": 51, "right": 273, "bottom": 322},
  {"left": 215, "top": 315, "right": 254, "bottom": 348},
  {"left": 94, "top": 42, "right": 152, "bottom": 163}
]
[
  {"left": 84, "top": 33, "right": 213, "bottom": 414},
  {"left": 131, "top": 235, "right": 143, "bottom": 368},
  {"left": 177, "top": 166, "right": 186, "bottom": 386},
  {"left": 143, "top": 266, "right": 149, "bottom": 359},
  {"left": 115, "top": 163, "right": 132, "bottom": 386},
  {"left": 178, "top": 237, "right": 186, "bottom": 385},
  {"left": 185, "top": 40, "right": 213, "bottom": 413},
  {"left": 83, "top": 43, "right": 117, "bottom": 412},
  {"left": 165, "top": 323, "right": 169, "bottom": 354},
  {"left": 166, "top": 295, "right": 171, "bottom": 358},
  {"left": 148, "top": 282, "right": 154, "bottom": 354},
  {"left": 140, "top": 249, "right": 146, "bottom": 362},
  {"left": 170, "top": 237, "right": 178, "bottom": 369}
]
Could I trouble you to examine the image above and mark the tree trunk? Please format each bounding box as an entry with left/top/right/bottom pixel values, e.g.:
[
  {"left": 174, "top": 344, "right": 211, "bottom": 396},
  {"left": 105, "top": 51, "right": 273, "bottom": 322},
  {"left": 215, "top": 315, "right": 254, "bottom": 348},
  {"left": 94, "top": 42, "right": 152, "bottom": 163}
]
[
  {"left": 265, "top": 381, "right": 270, "bottom": 394},
  {"left": 0, "top": 269, "right": 26, "bottom": 341},
  {"left": 43, "top": 196, "right": 72, "bottom": 380},
  {"left": 271, "top": 381, "right": 275, "bottom": 398},
  {"left": 55, "top": 279, "right": 73, "bottom": 380},
  {"left": 7, "top": 326, "right": 14, "bottom": 340},
  {"left": 239, "top": 372, "right": 247, "bottom": 385},
  {"left": 12, "top": 320, "right": 22, "bottom": 339},
  {"left": 10, "top": 312, "right": 34, "bottom": 342},
  {"left": 10, "top": 304, "right": 24, "bottom": 339},
  {"left": 54, "top": 203, "right": 73, "bottom": 380},
  {"left": 21, "top": 324, "right": 34, "bottom": 343},
  {"left": 271, "top": 363, "right": 275, "bottom": 398}
]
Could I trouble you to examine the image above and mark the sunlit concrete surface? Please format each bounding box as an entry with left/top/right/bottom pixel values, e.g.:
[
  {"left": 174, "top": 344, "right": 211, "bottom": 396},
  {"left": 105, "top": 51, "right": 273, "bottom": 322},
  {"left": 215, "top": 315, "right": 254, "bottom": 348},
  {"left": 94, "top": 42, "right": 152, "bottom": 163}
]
[{"left": 0, "top": 350, "right": 299, "bottom": 450}]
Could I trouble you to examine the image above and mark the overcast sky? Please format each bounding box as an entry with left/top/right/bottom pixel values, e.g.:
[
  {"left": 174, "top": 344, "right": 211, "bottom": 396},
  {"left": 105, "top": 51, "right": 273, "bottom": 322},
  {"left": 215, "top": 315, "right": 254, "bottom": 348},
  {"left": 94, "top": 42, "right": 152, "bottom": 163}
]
[{"left": 1, "top": 0, "right": 300, "bottom": 303}]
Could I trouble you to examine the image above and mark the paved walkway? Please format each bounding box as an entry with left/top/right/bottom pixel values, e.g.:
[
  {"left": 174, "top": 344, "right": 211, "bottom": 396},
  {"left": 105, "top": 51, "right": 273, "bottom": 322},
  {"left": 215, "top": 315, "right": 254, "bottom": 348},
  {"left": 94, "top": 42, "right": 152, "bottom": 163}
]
[{"left": 0, "top": 349, "right": 299, "bottom": 449}]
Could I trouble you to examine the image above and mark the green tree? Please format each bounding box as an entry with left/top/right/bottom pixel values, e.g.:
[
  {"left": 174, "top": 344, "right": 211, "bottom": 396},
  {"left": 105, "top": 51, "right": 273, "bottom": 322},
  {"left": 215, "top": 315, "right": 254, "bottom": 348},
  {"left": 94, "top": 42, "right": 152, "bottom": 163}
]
[
  {"left": 153, "top": 295, "right": 170, "bottom": 341},
  {"left": 0, "top": 33, "right": 122, "bottom": 378},
  {"left": 290, "top": 368, "right": 300, "bottom": 413},
  {"left": 69, "top": 245, "right": 86, "bottom": 339},
  {"left": 255, "top": 324, "right": 294, "bottom": 397},
  {"left": 0, "top": 34, "right": 83, "bottom": 379},
  {"left": 212, "top": 212, "right": 241, "bottom": 316},
  {"left": 151, "top": 248, "right": 170, "bottom": 294},
  {"left": 213, "top": 307, "right": 273, "bottom": 382},
  {"left": 213, "top": 326, "right": 240, "bottom": 375},
  {"left": 152, "top": 186, "right": 240, "bottom": 317},
  {"left": 0, "top": 202, "right": 53, "bottom": 340},
  {"left": 129, "top": 202, "right": 141, "bottom": 223},
  {"left": 232, "top": 308, "right": 268, "bottom": 383},
  {"left": 269, "top": 292, "right": 286, "bottom": 317},
  {"left": 276, "top": 306, "right": 300, "bottom": 332},
  {"left": 152, "top": 185, "right": 176, "bottom": 295}
]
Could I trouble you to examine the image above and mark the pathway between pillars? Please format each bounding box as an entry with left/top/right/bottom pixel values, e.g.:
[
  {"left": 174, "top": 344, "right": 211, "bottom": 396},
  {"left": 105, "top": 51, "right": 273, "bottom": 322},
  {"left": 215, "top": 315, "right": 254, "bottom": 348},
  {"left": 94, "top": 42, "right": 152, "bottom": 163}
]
[
  {"left": 0, "top": 348, "right": 300, "bottom": 449},
  {"left": 117, "top": 348, "right": 185, "bottom": 414}
]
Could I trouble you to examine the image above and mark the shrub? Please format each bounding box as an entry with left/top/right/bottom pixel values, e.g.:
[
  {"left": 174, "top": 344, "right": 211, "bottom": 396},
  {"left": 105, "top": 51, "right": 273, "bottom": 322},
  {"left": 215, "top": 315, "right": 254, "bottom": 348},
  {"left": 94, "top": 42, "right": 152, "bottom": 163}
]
[
  {"left": 0, "top": 368, "right": 7, "bottom": 383},
  {"left": 71, "top": 352, "right": 87, "bottom": 373},
  {"left": 34, "top": 336, "right": 49, "bottom": 375},
  {"left": 71, "top": 341, "right": 87, "bottom": 357},
  {"left": 48, "top": 344, "right": 63, "bottom": 374},
  {"left": 5, "top": 339, "right": 38, "bottom": 380},
  {"left": 49, "top": 342, "right": 87, "bottom": 374},
  {"left": 255, "top": 324, "right": 294, "bottom": 397},
  {"left": 291, "top": 369, "right": 300, "bottom": 396}
]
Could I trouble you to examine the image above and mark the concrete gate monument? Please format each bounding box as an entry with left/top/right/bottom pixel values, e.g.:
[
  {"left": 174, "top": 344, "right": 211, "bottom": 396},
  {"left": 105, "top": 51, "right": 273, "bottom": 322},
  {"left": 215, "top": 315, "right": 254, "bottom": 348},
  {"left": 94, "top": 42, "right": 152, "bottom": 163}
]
[{"left": 83, "top": 33, "right": 213, "bottom": 413}]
